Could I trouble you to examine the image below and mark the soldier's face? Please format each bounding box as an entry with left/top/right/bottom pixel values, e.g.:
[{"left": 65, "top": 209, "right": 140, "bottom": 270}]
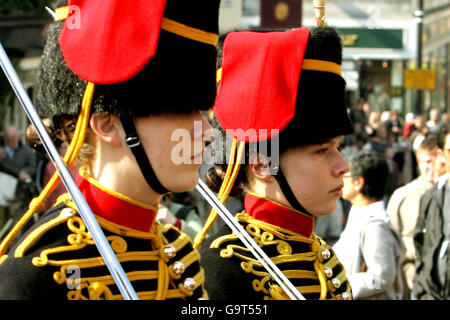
[
  {"left": 135, "top": 111, "right": 212, "bottom": 193},
  {"left": 277, "top": 136, "right": 349, "bottom": 216}
]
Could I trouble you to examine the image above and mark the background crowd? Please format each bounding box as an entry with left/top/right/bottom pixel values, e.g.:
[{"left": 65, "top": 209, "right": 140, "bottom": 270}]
[{"left": 0, "top": 99, "right": 449, "bottom": 300}]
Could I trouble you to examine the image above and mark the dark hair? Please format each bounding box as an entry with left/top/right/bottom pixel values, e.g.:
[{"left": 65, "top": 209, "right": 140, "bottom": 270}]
[
  {"left": 416, "top": 134, "right": 438, "bottom": 154},
  {"left": 437, "top": 122, "right": 450, "bottom": 149},
  {"left": 349, "top": 150, "right": 389, "bottom": 201}
]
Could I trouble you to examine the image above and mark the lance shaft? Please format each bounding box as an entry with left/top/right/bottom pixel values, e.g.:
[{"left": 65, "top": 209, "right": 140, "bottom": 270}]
[{"left": 0, "top": 43, "right": 139, "bottom": 300}]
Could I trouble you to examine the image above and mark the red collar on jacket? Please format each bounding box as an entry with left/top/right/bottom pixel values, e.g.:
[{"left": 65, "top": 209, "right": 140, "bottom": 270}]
[
  {"left": 75, "top": 167, "right": 157, "bottom": 233},
  {"left": 244, "top": 192, "right": 314, "bottom": 237}
]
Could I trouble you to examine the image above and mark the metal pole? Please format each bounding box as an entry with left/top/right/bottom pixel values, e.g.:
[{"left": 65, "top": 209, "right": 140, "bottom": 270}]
[
  {"left": 414, "top": 0, "right": 424, "bottom": 115},
  {"left": 0, "top": 43, "right": 139, "bottom": 300},
  {"left": 196, "top": 179, "right": 306, "bottom": 300}
]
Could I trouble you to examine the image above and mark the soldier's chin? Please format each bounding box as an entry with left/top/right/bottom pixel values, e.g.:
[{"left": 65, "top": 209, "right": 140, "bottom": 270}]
[{"left": 164, "top": 170, "right": 200, "bottom": 193}]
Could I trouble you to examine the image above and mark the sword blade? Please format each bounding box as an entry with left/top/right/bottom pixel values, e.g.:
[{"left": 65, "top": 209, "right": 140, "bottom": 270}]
[
  {"left": 0, "top": 43, "right": 139, "bottom": 300},
  {"left": 195, "top": 178, "right": 306, "bottom": 300}
]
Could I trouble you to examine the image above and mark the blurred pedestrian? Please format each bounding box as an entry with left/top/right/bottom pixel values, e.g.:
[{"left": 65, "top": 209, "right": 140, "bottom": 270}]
[
  {"left": 410, "top": 115, "right": 429, "bottom": 151},
  {"left": 0, "top": 125, "right": 38, "bottom": 225},
  {"left": 413, "top": 123, "right": 450, "bottom": 300},
  {"left": 440, "top": 112, "right": 450, "bottom": 127},
  {"left": 0, "top": 125, "right": 37, "bottom": 196},
  {"left": 402, "top": 112, "right": 416, "bottom": 141},
  {"left": 349, "top": 99, "right": 367, "bottom": 127},
  {"left": 427, "top": 108, "right": 440, "bottom": 134},
  {"left": 387, "top": 135, "right": 439, "bottom": 293},
  {"left": 333, "top": 150, "right": 407, "bottom": 300},
  {"left": 365, "top": 111, "right": 380, "bottom": 137},
  {"left": 388, "top": 110, "right": 403, "bottom": 142}
]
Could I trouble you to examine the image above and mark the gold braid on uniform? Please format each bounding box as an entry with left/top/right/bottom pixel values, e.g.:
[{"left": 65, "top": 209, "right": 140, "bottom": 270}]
[
  {"left": 13, "top": 193, "right": 207, "bottom": 300},
  {"left": 211, "top": 212, "right": 352, "bottom": 300}
]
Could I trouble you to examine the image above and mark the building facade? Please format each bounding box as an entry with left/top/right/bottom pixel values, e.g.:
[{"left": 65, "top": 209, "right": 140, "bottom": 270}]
[{"left": 225, "top": 0, "right": 450, "bottom": 117}]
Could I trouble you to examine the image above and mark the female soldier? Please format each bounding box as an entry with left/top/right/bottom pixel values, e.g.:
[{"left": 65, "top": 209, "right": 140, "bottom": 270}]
[
  {"left": 0, "top": 0, "right": 219, "bottom": 300},
  {"left": 196, "top": 26, "right": 354, "bottom": 300}
]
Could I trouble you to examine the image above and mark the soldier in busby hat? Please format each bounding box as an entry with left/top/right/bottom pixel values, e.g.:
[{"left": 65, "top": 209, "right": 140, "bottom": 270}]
[
  {"left": 0, "top": 0, "right": 220, "bottom": 300},
  {"left": 195, "top": 26, "right": 354, "bottom": 300}
]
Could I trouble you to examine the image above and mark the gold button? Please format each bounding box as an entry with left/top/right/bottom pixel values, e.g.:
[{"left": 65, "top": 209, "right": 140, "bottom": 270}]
[
  {"left": 331, "top": 278, "right": 341, "bottom": 288},
  {"left": 183, "top": 278, "right": 196, "bottom": 291},
  {"left": 172, "top": 261, "right": 185, "bottom": 275},
  {"left": 321, "top": 249, "right": 331, "bottom": 260},
  {"left": 163, "top": 245, "right": 177, "bottom": 258},
  {"left": 341, "top": 292, "right": 351, "bottom": 300}
]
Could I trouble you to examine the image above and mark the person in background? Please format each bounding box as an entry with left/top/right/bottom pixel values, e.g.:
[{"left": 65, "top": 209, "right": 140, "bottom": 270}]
[
  {"left": 0, "top": 125, "right": 38, "bottom": 238},
  {"left": 440, "top": 113, "right": 450, "bottom": 127},
  {"left": 413, "top": 123, "right": 450, "bottom": 300},
  {"left": 402, "top": 112, "right": 416, "bottom": 141},
  {"left": 426, "top": 108, "right": 440, "bottom": 135},
  {"left": 0, "top": 125, "right": 37, "bottom": 198},
  {"left": 365, "top": 111, "right": 380, "bottom": 138},
  {"left": 389, "top": 110, "right": 403, "bottom": 142},
  {"left": 387, "top": 135, "right": 439, "bottom": 293},
  {"left": 334, "top": 150, "right": 407, "bottom": 300},
  {"left": 411, "top": 115, "right": 429, "bottom": 151}
]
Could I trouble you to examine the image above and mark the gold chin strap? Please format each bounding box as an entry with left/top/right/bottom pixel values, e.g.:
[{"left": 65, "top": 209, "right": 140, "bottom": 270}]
[
  {"left": 0, "top": 82, "right": 95, "bottom": 259},
  {"left": 193, "top": 138, "right": 245, "bottom": 249}
]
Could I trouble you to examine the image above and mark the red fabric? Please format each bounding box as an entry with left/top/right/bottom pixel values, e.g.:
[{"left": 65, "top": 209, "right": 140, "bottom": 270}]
[
  {"left": 59, "top": 0, "right": 167, "bottom": 84},
  {"left": 76, "top": 173, "right": 156, "bottom": 233},
  {"left": 244, "top": 193, "right": 313, "bottom": 237},
  {"left": 402, "top": 121, "right": 415, "bottom": 140},
  {"left": 173, "top": 218, "right": 182, "bottom": 230},
  {"left": 214, "top": 28, "right": 310, "bottom": 143}
]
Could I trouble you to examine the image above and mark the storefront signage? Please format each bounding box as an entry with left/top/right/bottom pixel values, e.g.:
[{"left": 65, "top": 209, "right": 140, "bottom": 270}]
[{"left": 337, "top": 28, "right": 404, "bottom": 49}]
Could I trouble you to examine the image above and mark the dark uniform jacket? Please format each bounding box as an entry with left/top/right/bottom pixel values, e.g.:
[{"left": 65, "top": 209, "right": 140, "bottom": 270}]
[
  {"left": 0, "top": 166, "right": 206, "bottom": 300},
  {"left": 413, "top": 178, "right": 449, "bottom": 299},
  {"left": 200, "top": 192, "right": 352, "bottom": 300}
]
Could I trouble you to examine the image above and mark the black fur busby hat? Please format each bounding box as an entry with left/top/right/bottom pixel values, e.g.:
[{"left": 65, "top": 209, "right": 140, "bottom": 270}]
[
  {"left": 210, "top": 26, "right": 353, "bottom": 165},
  {"left": 35, "top": 0, "right": 220, "bottom": 120},
  {"left": 280, "top": 26, "right": 353, "bottom": 148}
]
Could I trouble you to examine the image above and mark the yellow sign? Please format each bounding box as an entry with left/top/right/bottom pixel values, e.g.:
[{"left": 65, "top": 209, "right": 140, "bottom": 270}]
[{"left": 404, "top": 69, "right": 436, "bottom": 90}]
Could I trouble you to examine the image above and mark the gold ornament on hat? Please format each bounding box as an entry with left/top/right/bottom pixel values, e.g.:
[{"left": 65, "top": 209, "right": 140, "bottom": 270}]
[{"left": 313, "top": 0, "right": 327, "bottom": 27}]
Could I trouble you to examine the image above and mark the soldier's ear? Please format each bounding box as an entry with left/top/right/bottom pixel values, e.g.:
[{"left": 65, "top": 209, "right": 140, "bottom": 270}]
[
  {"left": 249, "top": 153, "right": 272, "bottom": 182},
  {"left": 89, "top": 113, "right": 123, "bottom": 147}
]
